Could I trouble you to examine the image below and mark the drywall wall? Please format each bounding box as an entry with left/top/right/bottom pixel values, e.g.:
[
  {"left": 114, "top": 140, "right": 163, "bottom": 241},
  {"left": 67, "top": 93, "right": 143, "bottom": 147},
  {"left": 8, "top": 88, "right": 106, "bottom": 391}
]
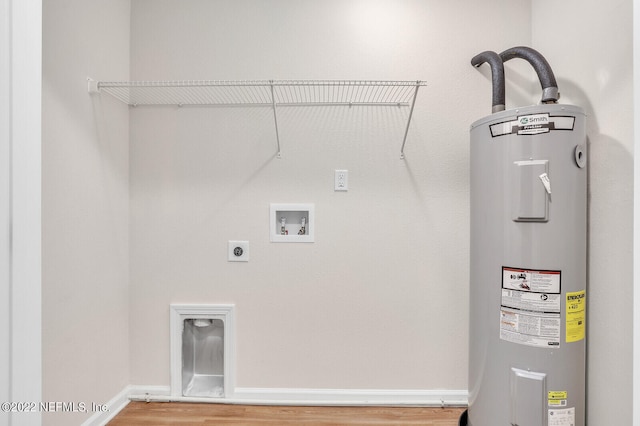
[
  {"left": 42, "top": 1, "right": 130, "bottom": 424},
  {"left": 532, "top": 1, "right": 633, "bottom": 425},
  {"left": 128, "top": 0, "right": 533, "bottom": 392}
]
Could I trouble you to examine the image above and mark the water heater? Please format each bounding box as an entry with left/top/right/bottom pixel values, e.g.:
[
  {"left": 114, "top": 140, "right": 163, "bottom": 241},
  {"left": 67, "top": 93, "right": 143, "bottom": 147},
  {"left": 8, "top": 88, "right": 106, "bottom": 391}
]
[{"left": 461, "top": 47, "right": 587, "bottom": 426}]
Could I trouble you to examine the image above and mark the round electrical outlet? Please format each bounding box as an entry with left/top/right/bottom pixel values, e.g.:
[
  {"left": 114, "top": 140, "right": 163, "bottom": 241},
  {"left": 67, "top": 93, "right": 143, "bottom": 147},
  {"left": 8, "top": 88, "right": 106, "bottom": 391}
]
[{"left": 228, "top": 241, "right": 249, "bottom": 262}]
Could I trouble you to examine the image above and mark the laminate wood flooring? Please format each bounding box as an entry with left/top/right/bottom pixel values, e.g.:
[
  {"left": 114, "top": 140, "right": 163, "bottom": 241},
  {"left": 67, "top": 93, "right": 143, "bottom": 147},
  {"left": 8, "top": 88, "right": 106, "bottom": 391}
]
[{"left": 108, "top": 402, "right": 465, "bottom": 425}]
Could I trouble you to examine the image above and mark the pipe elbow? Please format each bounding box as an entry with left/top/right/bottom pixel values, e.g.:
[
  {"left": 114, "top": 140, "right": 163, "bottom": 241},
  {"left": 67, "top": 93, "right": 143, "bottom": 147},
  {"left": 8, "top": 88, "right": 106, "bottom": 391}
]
[
  {"left": 471, "top": 51, "right": 505, "bottom": 113},
  {"left": 499, "top": 46, "right": 559, "bottom": 103}
]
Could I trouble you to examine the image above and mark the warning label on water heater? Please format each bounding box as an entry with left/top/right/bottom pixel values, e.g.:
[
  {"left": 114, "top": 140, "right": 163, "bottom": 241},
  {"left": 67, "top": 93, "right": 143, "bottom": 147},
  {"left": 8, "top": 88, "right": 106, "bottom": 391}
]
[{"left": 500, "top": 267, "right": 562, "bottom": 348}]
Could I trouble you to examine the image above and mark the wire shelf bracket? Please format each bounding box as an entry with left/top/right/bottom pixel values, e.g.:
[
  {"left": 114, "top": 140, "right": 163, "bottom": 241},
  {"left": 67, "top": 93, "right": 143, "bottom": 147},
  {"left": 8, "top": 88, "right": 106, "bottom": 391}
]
[{"left": 88, "top": 78, "right": 426, "bottom": 159}]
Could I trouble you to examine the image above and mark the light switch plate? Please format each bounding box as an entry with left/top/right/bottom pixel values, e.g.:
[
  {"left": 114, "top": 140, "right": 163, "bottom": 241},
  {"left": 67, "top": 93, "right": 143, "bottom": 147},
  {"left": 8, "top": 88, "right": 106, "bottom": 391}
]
[{"left": 228, "top": 241, "right": 249, "bottom": 262}]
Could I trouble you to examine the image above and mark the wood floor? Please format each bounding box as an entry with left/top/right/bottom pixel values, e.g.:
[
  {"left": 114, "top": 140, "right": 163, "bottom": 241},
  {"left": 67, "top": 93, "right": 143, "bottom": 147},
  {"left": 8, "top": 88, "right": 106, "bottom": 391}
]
[{"left": 108, "top": 402, "right": 466, "bottom": 425}]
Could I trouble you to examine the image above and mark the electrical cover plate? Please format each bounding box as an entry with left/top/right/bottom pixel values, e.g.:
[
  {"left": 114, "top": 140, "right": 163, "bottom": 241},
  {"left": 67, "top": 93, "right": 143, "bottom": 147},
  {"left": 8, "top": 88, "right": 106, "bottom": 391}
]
[
  {"left": 511, "top": 160, "right": 549, "bottom": 222},
  {"left": 335, "top": 170, "right": 348, "bottom": 191},
  {"left": 228, "top": 241, "right": 249, "bottom": 262}
]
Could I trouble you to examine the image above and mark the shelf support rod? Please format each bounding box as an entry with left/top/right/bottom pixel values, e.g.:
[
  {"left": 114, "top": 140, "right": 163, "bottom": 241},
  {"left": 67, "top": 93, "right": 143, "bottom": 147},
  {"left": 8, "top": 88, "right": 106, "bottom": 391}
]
[
  {"left": 269, "top": 81, "right": 282, "bottom": 159},
  {"left": 400, "top": 81, "right": 421, "bottom": 159}
]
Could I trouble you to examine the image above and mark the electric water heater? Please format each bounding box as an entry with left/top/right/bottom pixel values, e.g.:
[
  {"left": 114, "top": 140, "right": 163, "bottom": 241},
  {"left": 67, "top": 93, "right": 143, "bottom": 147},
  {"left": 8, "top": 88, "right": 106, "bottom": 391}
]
[{"left": 461, "top": 47, "right": 587, "bottom": 426}]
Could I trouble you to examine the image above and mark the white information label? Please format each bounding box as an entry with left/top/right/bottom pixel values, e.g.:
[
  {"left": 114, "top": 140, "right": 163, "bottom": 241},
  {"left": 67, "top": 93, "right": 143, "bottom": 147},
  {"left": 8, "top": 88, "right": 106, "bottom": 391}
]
[
  {"left": 501, "top": 289, "right": 561, "bottom": 313},
  {"left": 500, "top": 307, "right": 561, "bottom": 348},
  {"left": 503, "top": 267, "right": 561, "bottom": 293},
  {"left": 500, "top": 267, "right": 562, "bottom": 347},
  {"left": 548, "top": 407, "right": 575, "bottom": 426}
]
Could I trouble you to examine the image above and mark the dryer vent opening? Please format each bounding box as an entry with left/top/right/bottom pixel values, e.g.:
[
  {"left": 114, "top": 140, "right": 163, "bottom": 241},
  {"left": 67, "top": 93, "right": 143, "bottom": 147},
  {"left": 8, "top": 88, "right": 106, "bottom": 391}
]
[
  {"left": 182, "top": 318, "right": 225, "bottom": 397},
  {"left": 170, "top": 304, "right": 236, "bottom": 399}
]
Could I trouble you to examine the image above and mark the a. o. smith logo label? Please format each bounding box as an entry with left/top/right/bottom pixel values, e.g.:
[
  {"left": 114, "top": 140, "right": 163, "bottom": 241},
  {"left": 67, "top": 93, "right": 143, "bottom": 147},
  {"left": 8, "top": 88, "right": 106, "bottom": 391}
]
[{"left": 490, "top": 113, "right": 575, "bottom": 137}]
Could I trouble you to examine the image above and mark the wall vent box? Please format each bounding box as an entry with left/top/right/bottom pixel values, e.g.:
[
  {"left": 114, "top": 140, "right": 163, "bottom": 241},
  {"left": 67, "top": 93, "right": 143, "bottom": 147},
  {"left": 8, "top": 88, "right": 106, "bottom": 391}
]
[
  {"left": 270, "top": 203, "right": 315, "bottom": 242},
  {"left": 182, "top": 318, "right": 224, "bottom": 397},
  {"left": 170, "top": 304, "right": 236, "bottom": 398}
]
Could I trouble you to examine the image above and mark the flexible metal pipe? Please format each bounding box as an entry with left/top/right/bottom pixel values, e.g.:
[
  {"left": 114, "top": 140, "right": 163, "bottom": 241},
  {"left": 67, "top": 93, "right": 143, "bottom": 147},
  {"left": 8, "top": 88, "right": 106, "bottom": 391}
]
[
  {"left": 471, "top": 51, "right": 505, "bottom": 113},
  {"left": 499, "top": 46, "right": 559, "bottom": 103}
]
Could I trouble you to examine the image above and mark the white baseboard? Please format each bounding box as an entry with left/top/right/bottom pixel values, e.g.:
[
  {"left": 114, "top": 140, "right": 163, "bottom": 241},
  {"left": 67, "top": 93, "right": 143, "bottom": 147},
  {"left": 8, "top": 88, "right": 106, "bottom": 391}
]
[
  {"left": 234, "top": 387, "right": 467, "bottom": 406},
  {"left": 89, "top": 384, "right": 467, "bottom": 424},
  {"left": 127, "top": 385, "right": 467, "bottom": 407},
  {"left": 128, "top": 384, "right": 171, "bottom": 399},
  {"left": 80, "top": 385, "right": 133, "bottom": 426}
]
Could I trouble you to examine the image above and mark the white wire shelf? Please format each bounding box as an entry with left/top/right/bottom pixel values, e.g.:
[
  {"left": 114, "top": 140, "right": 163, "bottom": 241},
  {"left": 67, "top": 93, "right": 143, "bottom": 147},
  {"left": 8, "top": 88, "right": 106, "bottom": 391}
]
[{"left": 88, "top": 79, "right": 426, "bottom": 158}]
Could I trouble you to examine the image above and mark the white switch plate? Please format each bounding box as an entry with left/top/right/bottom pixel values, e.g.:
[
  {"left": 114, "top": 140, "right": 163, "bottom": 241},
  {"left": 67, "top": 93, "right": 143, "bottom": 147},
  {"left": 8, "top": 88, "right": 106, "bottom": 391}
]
[
  {"left": 335, "top": 169, "right": 348, "bottom": 191},
  {"left": 228, "top": 241, "right": 249, "bottom": 262}
]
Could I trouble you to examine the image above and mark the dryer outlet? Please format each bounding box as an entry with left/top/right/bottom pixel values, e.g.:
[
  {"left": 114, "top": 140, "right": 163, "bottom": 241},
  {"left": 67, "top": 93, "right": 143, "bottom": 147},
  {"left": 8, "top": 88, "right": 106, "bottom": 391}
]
[{"left": 228, "top": 241, "right": 249, "bottom": 262}]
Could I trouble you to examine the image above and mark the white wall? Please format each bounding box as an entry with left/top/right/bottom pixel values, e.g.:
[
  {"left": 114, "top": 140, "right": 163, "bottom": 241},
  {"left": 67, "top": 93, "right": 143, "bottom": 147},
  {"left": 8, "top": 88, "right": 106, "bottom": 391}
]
[
  {"left": 533, "top": 1, "right": 634, "bottom": 425},
  {"left": 42, "top": 1, "right": 130, "bottom": 425},
  {"left": 128, "top": 0, "right": 532, "bottom": 391}
]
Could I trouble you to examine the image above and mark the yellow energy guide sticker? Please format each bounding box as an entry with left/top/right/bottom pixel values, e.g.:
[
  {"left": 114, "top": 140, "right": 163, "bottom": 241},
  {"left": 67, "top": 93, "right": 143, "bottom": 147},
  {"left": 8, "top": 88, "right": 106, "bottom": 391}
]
[
  {"left": 566, "top": 290, "right": 585, "bottom": 342},
  {"left": 548, "top": 391, "right": 568, "bottom": 406},
  {"left": 548, "top": 391, "right": 567, "bottom": 400}
]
